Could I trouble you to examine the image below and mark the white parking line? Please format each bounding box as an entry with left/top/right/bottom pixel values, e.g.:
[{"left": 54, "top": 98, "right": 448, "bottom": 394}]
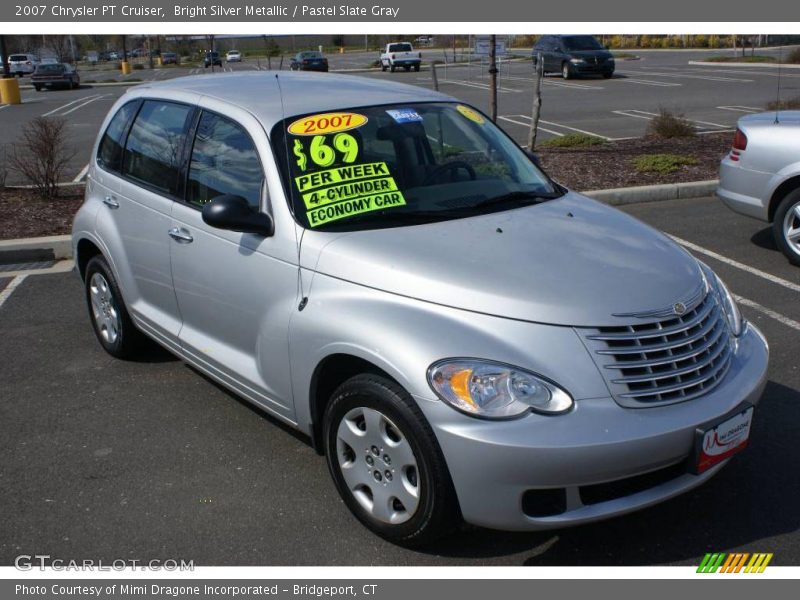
[
  {"left": 59, "top": 94, "right": 110, "bottom": 116},
  {"left": 498, "top": 116, "right": 565, "bottom": 137},
  {"left": 73, "top": 163, "right": 90, "bottom": 183},
  {"left": 619, "top": 69, "right": 754, "bottom": 83},
  {"left": 735, "top": 295, "right": 800, "bottom": 332},
  {"left": 613, "top": 109, "right": 730, "bottom": 130},
  {"left": 717, "top": 105, "right": 762, "bottom": 113},
  {"left": 618, "top": 78, "right": 682, "bottom": 87},
  {"left": 42, "top": 94, "right": 99, "bottom": 117},
  {"left": 0, "top": 275, "right": 27, "bottom": 310},
  {"left": 440, "top": 79, "right": 522, "bottom": 93},
  {"left": 0, "top": 104, "right": 9, "bottom": 111},
  {"left": 668, "top": 235, "right": 800, "bottom": 294}
]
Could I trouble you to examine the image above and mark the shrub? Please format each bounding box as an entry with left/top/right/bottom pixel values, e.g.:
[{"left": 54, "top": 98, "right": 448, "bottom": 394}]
[
  {"left": 646, "top": 108, "right": 696, "bottom": 138},
  {"left": 766, "top": 95, "right": 800, "bottom": 110},
  {"left": 540, "top": 133, "right": 607, "bottom": 148},
  {"left": 632, "top": 154, "right": 699, "bottom": 175},
  {"left": 9, "top": 116, "right": 76, "bottom": 200},
  {"left": 786, "top": 48, "right": 800, "bottom": 64}
]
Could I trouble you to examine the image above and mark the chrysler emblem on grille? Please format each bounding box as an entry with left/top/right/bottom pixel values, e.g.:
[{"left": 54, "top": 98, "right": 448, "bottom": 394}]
[{"left": 673, "top": 302, "right": 687, "bottom": 315}]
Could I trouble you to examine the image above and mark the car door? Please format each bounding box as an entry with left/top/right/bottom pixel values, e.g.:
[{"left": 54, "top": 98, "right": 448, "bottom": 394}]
[
  {"left": 110, "top": 99, "right": 196, "bottom": 350},
  {"left": 169, "top": 106, "right": 297, "bottom": 420}
]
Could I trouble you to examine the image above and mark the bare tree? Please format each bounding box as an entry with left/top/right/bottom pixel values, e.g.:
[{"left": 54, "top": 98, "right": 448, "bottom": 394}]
[
  {"left": 9, "top": 116, "right": 76, "bottom": 200},
  {"left": 45, "top": 35, "right": 71, "bottom": 63}
]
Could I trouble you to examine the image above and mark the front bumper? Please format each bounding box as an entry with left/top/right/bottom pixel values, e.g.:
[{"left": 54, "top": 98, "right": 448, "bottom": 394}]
[
  {"left": 572, "top": 61, "right": 614, "bottom": 74},
  {"left": 416, "top": 322, "right": 768, "bottom": 531}
]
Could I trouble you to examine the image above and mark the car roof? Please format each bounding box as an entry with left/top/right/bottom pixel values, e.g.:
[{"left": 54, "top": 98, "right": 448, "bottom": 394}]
[{"left": 132, "top": 71, "right": 456, "bottom": 128}]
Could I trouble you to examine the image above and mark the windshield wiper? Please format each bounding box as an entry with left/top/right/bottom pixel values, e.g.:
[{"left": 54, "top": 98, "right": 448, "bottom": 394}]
[{"left": 472, "top": 190, "right": 562, "bottom": 210}]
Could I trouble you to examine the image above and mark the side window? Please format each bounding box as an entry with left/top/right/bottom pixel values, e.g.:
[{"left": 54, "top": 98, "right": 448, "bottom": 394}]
[
  {"left": 186, "top": 112, "right": 263, "bottom": 209},
  {"left": 96, "top": 101, "right": 138, "bottom": 173},
  {"left": 122, "top": 100, "right": 194, "bottom": 196}
]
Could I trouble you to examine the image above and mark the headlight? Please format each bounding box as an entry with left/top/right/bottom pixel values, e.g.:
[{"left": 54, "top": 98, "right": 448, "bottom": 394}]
[
  {"left": 699, "top": 263, "right": 743, "bottom": 337},
  {"left": 427, "top": 359, "right": 573, "bottom": 419},
  {"left": 569, "top": 58, "right": 585, "bottom": 64}
]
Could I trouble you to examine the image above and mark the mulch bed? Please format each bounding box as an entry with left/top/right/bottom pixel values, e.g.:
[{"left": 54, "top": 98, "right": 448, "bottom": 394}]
[
  {"left": 537, "top": 132, "right": 731, "bottom": 191},
  {"left": 0, "top": 134, "right": 731, "bottom": 240},
  {"left": 0, "top": 186, "right": 85, "bottom": 240}
]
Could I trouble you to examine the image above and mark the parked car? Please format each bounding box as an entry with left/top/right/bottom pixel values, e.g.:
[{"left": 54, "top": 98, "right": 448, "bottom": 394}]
[
  {"left": 381, "top": 42, "right": 421, "bottom": 72},
  {"left": 72, "top": 73, "right": 768, "bottom": 546},
  {"left": 718, "top": 111, "right": 800, "bottom": 265},
  {"left": 8, "top": 53, "right": 38, "bottom": 77},
  {"left": 32, "top": 63, "right": 80, "bottom": 90},
  {"left": 203, "top": 51, "right": 222, "bottom": 68},
  {"left": 532, "top": 35, "right": 615, "bottom": 79},
  {"left": 290, "top": 51, "right": 329, "bottom": 72},
  {"left": 225, "top": 50, "right": 242, "bottom": 63},
  {"left": 160, "top": 52, "right": 178, "bottom": 65}
]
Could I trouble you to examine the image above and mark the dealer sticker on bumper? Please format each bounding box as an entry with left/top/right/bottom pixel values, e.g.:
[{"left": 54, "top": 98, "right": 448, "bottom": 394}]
[{"left": 693, "top": 405, "right": 754, "bottom": 474}]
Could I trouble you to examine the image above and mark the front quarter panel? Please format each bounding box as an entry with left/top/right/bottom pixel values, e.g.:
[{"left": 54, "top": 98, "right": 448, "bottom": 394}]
[{"left": 288, "top": 272, "right": 610, "bottom": 436}]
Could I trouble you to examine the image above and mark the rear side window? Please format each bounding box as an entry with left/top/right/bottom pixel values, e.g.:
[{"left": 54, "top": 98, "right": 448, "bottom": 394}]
[
  {"left": 186, "top": 112, "right": 263, "bottom": 209},
  {"left": 10, "top": 55, "right": 28, "bottom": 61},
  {"left": 97, "top": 101, "right": 139, "bottom": 173},
  {"left": 122, "top": 100, "right": 194, "bottom": 196}
]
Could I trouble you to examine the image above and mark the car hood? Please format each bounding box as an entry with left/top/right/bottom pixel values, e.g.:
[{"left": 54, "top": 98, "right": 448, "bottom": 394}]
[{"left": 310, "top": 193, "right": 703, "bottom": 327}]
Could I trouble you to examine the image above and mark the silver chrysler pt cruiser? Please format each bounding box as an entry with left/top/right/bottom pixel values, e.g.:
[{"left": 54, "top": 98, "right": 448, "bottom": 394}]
[{"left": 72, "top": 72, "right": 768, "bottom": 546}]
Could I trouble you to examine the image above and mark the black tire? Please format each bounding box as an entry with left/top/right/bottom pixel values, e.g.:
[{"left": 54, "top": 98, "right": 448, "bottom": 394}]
[
  {"left": 84, "top": 255, "right": 149, "bottom": 359},
  {"left": 390, "top": 64, "right": 396, "bottom": 73},
  {"left": 561, "top": 61, "right": 572, "bottom": 79},
  {"left": 34, "top": 85, "right": 41, "bottom": 91},
  {"left": 323, "top": 374, "right": 460, "bottom": 547},
  {"left": 772, "top": 188, "right": 800, "bottom": 266},
  {"left": 602, "top": 71, "right": 614, "bottom": 79},
  {"left": 414, "top": 64, "right": 420, "bottom": 72},
  {"left": 381, "top": 62, "right": 387, "bottom": 72}
]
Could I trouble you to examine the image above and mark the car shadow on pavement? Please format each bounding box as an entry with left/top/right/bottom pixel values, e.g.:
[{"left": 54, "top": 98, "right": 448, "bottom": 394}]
[
  {"left": 416, "top": 380, "right": 799, "bottom": 565},
  {"left": 751, "top": 226, "right": 779, "bottom": 252}
]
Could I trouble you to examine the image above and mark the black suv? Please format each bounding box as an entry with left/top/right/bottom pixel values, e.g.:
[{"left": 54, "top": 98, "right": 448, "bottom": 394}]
[
  {"left": 203, "top": 51, "right": 222, "bottom": 68},
  {"left": 532, "top": 35, "right": 614, "bottom": 79}
]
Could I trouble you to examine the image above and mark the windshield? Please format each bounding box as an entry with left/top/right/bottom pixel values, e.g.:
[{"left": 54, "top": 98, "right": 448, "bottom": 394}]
[
  {"left": 389, "top": 44, "right": 413, "bottom": 53},
  {"left": 562, "top": 36, "right": 603, "bottom": 51},
  {"left": 271, "top": 102, "right": 562, "bottom": 231}
]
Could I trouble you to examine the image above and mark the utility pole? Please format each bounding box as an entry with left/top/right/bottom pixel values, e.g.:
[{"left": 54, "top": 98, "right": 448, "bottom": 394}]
[
  {"left": 1, "top": 35, "right": 10, "bottom": 78},
  {"left": 489, "top": 34, "right": 498, "bottom": 122}
]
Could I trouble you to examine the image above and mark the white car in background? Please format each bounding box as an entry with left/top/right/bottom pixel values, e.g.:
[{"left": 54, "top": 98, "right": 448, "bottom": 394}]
[
  {"left": 225, "top": 50, "right": 242, "bottom": 63},
  {"left": 717, "top": 111, "right": 800, "bottom": 265},
  {"left": 8, "top": 53, "right": 38, "bottom": 76}
]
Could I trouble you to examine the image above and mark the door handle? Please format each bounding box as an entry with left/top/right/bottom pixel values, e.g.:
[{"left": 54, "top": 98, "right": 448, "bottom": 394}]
[
  {"left": 168, "top": 227, "right": 194, "bottom": 243},
  {"left": 103, "top": 195, "right": 119, "bottom": 209}
]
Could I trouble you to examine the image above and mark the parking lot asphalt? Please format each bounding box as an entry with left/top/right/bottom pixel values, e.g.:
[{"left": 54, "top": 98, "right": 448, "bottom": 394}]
[
  {"left": 0, "top": 195, "right": 798, "bottom": 566},
  {"left": 3, "top": 47, "right": 799, "bottom": 185}
]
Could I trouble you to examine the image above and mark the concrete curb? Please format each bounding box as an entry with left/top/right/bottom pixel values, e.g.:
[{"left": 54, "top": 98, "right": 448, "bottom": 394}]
[
  {"left": 583, "top": 179, "right": 719, "bottom": 206},
  {"left": 0, "top": 235, "right": 72, "bottom": 265},
  {"left": 688, "top": 60, "right": 800, "bottom": 69},
  {"left": 0, "top": 180, "right": 719, "bottom": 263}
]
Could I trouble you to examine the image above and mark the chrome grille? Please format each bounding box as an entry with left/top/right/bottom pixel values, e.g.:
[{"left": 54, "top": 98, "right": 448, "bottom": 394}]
[{"left": 582, "top": 292, "right": 733, "bottom": 407}]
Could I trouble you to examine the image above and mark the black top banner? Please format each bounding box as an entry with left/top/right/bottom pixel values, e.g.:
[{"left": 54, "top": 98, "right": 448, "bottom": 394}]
[{"left": 2, "top": 0, "right": 800, "bottom": 22}]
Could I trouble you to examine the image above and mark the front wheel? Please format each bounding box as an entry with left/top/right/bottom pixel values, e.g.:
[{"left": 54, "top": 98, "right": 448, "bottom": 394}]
[
  {"left": 323, "top": 374, "right": 459, "bottom": 547},
  {"left": 561, "top": 62, "right": 572, "bottom": 79},
  {"left": 773, "top": 188, "right": 800, "bottom": 266}
]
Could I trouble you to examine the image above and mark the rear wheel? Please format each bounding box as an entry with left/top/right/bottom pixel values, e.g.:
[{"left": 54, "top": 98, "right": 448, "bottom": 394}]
[
  {"left": 84, "top": 255, "right": 149, "bottom": 359},
  {"left": 561, "top": 62, "right": 572, "bottom": 79},
  {"left": 323, "top": 374, "right": 459, "bottom": 547},
  {"left": 390, "top": 63, "right": 396, "bottom": 72},
  {"left": 773, "top": 188, "right": 800, "bottom": 266}
]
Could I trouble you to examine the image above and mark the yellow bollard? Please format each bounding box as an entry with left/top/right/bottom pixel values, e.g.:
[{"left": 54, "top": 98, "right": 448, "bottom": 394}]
[
  {"left": 340, "top": 47, "right": 344, "bottom": 54},
  {"left": 0, "top": 77, "right": 22, "bottom": 105},
  {"left": 156, "top": 56, "right": 162, "bottom": 67},
  {"left": 120, "top": 61, "right": 131, "bottom": 75}
]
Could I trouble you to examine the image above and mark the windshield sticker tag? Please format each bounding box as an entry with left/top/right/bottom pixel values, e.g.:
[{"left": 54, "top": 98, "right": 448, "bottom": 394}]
[
  {"left": 287, "top": 112, "right": 368, "bottom": 136},
  {"left": 456, "top": 105, "right": 486, "bottom": 125},
  {"left": 294, "top": 161, "right": 406, "bottom": 227},
  {"left": 386, "top": 108, "right": 423, "bottom": 124}
]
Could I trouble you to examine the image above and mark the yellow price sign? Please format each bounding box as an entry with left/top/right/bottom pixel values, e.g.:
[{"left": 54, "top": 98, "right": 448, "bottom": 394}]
[
  {"left": 288, "top": 112, "right": 368, "bottom": 136},
  {"left": 456, "top": 105, "right": 486, "bottom": 125}
]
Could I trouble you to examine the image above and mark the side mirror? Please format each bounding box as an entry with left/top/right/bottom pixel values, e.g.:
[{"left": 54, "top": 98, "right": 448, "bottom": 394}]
[
  {"left": 202, "top": 194, "right": 274, "bottom": 237},
  {"left": 524, "top": 149, "right": 542, "bottom": 168}
]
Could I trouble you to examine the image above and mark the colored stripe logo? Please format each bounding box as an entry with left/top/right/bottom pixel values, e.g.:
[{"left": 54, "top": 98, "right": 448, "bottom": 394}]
[{"left": 697, "top": 552, "right": 773, "bottom": 573}]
